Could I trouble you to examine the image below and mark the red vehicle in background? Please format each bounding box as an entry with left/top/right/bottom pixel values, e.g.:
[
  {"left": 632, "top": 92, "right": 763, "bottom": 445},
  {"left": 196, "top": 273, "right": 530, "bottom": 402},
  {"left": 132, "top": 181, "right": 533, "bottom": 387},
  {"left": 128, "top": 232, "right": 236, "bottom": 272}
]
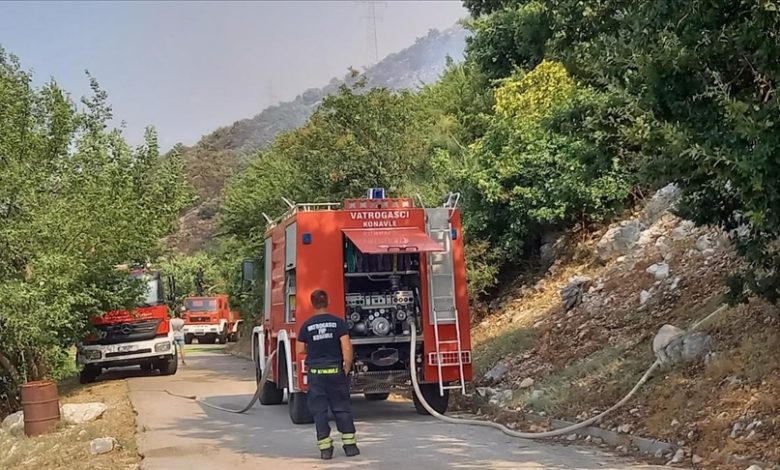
[
  {"left": 181, "top": 294, "right": 242, "bottom": 344},
  {"left": 77, "top": 265, "right": 178, "bottom": 383}
]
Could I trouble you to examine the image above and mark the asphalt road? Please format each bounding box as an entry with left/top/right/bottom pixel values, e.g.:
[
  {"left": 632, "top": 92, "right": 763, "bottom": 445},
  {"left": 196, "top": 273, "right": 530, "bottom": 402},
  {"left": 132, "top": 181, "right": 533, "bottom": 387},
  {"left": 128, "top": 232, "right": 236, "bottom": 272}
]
[{"left": 124, "top": 346, "right": 674, "bottom": 470}]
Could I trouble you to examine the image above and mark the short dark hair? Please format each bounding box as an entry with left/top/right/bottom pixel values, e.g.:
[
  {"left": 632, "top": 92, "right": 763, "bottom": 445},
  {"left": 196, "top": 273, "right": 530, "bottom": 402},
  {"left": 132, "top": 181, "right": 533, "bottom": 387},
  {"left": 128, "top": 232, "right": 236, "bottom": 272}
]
[{"left": 311, "top": 289, "right": 329, "bottom": 309}]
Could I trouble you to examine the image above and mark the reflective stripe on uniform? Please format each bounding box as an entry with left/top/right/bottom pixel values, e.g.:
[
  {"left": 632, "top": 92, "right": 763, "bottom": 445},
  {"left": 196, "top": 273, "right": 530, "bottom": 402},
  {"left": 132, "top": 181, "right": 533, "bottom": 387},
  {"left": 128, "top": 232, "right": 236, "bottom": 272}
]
[
  {"left": 317, "top": 436, "right": 333, "bottom": 450},
  {"left": 342, "top": 433, "right": 356, "bottom": 445},
  {"left": 309, "top": 367, "right": 340, "bottom": 375}
]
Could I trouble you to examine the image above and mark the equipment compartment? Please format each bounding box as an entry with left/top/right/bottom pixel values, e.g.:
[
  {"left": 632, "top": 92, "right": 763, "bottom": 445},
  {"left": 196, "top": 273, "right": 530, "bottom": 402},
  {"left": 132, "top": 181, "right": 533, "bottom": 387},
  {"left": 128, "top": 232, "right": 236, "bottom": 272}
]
[{"left": 342, "top": 237, "right": 422, "bottom": 340}]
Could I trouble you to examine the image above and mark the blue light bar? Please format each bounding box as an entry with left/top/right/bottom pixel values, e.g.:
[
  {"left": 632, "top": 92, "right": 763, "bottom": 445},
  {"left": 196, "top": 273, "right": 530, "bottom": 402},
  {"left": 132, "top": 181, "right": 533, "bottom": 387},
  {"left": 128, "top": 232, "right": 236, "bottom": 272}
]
[{"left": 367, "top": 188, "right": 385, "bottom": 199}]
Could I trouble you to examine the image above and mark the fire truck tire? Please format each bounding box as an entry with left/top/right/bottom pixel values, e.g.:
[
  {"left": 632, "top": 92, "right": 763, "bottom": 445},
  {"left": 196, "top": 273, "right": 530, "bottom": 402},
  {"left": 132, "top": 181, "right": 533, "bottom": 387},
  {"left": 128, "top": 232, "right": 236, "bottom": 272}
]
[
  {"left": 158, "top": 354, "right": 178, "bottom": 375},
  {"left": 259, "top": 381, "right": 284, "bottom": 405},
  {"left": 413, "top": 384, "right": 449, "bottom": 415},
  {"left": 79, "top": 366, "right": 99, "bottom": 384},
  {"left": 218, "top": 327, "right": 228, "bottom": 344},
  {"left": 288, "top": 392, "right": 314, "bottom": 424},
  {"left": 364, "top": 393, "right": 390, "bottom": 401},
  {"left": 185, "top": 335, "right": 193, "bottom": 345}
]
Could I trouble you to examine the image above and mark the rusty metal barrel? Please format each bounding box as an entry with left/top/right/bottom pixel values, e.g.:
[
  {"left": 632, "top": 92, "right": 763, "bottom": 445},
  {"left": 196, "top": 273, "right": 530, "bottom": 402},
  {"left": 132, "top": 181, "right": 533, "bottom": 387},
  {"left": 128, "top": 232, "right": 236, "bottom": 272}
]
[{"left": 21, "top": 380, "right": 60, "bottom": 437}]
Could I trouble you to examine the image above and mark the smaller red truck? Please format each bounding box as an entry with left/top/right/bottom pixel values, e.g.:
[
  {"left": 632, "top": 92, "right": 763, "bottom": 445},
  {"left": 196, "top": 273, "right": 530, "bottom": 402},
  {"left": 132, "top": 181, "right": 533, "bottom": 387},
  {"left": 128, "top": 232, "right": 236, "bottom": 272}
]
[{"left": 181, "top": 294, "right": 243, "bottom": 344}]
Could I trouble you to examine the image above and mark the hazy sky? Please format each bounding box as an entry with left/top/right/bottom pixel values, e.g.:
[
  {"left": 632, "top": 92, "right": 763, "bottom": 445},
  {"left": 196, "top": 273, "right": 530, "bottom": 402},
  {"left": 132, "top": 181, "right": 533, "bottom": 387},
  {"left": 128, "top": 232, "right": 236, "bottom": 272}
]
[{"left": 0, "top": 1, "right": 467, "bottom": 150}]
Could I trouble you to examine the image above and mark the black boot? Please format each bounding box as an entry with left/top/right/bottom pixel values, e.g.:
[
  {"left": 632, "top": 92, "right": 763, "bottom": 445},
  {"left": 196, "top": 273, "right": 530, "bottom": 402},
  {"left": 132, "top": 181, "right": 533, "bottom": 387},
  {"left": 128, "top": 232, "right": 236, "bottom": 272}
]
[
  {"left": 343, "top": 444, "right": 360, "bottom": 457},
  {"left": 320, "top": 447, "right": 334, "bottom": 460}
]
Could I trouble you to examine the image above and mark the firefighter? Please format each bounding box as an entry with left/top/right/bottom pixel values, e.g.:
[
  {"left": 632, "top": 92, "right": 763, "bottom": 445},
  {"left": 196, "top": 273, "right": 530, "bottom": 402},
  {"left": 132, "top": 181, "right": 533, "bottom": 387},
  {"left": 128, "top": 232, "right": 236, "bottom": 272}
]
[{"left": 296, "top": 289, "right": 360, "bottom": 460}]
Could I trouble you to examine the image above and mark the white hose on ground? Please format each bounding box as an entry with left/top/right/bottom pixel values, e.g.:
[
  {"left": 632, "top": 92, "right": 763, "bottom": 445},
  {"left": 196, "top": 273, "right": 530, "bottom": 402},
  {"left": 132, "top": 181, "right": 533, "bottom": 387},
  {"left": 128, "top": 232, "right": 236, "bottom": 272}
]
[
  {"left": 158, "top": 349, "right": 277, "bottom": 413},
  {"left": 409, "top": 303, "right": 728, "bottom": 439}
]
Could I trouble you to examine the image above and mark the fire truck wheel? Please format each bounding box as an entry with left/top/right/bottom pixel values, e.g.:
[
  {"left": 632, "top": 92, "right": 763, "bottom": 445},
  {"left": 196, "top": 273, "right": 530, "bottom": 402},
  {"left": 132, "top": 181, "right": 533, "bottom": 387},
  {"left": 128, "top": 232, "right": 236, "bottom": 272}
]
[
  {"left": 364, "top": 393, "right": 390, "bottom": 401},
  {"left": 288, "top": 392, "right": 314, "bottom": 424},
  {"left": 79, "top": 366, "right": 99, "bottom": 384},
  {"left": 184, "top": 335, "right": 193, "bottom": 345},
  {"left": 259, "top": 380, "right": 284, "bottom": 405},
  {"left": 157, "top": 354, "right": 178, "bottom": 376},
  {"left": 218, "top": 327, "right": 228, "bottom": 345},
  {"left": 412, "top": 384, "right": 449, "bottom": 415}
]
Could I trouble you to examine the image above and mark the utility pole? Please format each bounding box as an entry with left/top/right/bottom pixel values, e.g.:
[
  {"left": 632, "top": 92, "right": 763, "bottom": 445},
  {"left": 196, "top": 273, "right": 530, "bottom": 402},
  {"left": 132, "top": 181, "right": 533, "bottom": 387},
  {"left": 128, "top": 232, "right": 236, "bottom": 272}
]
[{"left": 360, "top": 1, "right": 385, "bottom": 65}]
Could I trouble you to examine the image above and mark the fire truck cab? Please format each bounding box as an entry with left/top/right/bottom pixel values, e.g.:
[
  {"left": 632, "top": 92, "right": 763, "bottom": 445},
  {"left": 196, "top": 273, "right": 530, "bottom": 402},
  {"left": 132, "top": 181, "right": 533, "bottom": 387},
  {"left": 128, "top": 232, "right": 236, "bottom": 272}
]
[
  {"left": 77, "top": 266, "right": 178, "bottom": 383},
  {"left": 251, "top": 189, "right": 472, "bottom": 424}
]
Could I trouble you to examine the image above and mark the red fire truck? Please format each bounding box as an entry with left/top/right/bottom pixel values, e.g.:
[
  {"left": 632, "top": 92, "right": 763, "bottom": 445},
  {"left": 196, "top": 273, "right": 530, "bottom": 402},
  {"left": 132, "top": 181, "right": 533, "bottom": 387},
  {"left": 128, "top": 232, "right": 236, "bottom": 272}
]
[
  {"left": 77, "top": 265, "right": 178, "bottom": 383},
  {"left": 182, "top": 294, "right": 243, "bottom": 344},
  {"left": 249, "top": 189, "right": 472, "bottom": 424}
]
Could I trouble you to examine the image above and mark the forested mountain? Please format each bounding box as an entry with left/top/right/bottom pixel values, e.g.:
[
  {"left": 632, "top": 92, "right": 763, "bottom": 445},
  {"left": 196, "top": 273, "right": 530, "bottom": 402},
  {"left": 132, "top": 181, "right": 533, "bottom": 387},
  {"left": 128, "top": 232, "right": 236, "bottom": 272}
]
[{"left": 179, "top": 27, "right": 466, "bottom": 201}]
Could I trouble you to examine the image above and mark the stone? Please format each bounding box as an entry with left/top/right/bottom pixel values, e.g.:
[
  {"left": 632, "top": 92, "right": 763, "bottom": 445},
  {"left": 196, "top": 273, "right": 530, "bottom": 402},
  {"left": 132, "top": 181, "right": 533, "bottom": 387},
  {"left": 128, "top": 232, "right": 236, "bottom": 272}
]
[
  {"left": 744, "top": 466, "right": 763, "bottom": 470},
  {"left": 484, "top": 361, "right": 509, "bottom": 383},
  {"left": 530, "top": 390, "right": 544, "bottom": 401},
  {"left": 640, "top": 290, "right": 653, "bottom": 306},
  {"left": 672, "top": 220, "right": 696, "bottom": 240},
  {"left": 746, "top": 420, "right": 763, "bottom": 431},
  {"left": 597, "top": 220, "right": 643, "bottom": 261},
  {"left": 640, "top": 184, "right": 682, "bottom": 225},
  {"left": 62, "top": 402, "right": 108, "bottom": 425},
  {"left": 731, "top": 421, "right": 745, "bottom": 439},
  {"left": 646, "top": 262, "right": 670, "bottom": 280},
  {"left": 592, "top": 437, "right": 603, "bottom": 445},
  {"left": 669, "top": 449, "right": 686, "bottom": 464},
  {"left": 519, "top": 378, "right": 535, "bottom": 389},
  {"left": 671, "top": 419, "right": 680, "bottom": 427},
  {"left": 560, "top": 276, "right": 592, "bottom": 311},
  {"left": 655, "top": 235, "right": 673, "bottom": 255},
  {"left": 669, "top": 276, "right": 681, "bottom": 291},
  {"left": 488, "top": 389, "right": 513, "bottom": 407},
  {"left": 566, "top": 433, "right": 578, "bottom": 442},
  {"left": 655, "top": 449, "right": 666, "bottom": 459},
  {"left": 89, "top": 437, "right": 117, "bottom": 455},
  {"left": 1, "top": 411, "right": 23, "bottom": 436},
  {"left": 696, "top": 234, "right": 718, "bottom": 252},
  {"left": 692, "top": 455, "right": 703, "bottom": 465},
  {"left": 680, "top": 333, "right": 713, "bottom": 362},
  {"left": 656, "top": 328, "right": 713, "bottom": 366},
  {"left": 618, "top": 424, "right": 633, "bottom": 434}
]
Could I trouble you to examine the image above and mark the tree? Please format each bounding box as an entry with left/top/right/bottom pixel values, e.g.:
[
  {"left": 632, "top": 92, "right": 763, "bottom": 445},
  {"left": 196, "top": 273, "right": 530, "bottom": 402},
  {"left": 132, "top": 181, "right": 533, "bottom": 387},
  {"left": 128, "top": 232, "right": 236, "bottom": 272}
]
[{"left": 0, "top": 48, "right": 192, "bottom": 410}]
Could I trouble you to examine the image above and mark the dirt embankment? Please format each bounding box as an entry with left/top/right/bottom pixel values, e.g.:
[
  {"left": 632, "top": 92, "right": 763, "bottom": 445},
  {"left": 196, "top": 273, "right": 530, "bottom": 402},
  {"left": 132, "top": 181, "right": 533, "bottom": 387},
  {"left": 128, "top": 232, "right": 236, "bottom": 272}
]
[
  {"left": 0, "top": 379, "right": 140, "bottom": 470},
  {"left": 466, "top": 188, "right": 779, "bottom": 470}
]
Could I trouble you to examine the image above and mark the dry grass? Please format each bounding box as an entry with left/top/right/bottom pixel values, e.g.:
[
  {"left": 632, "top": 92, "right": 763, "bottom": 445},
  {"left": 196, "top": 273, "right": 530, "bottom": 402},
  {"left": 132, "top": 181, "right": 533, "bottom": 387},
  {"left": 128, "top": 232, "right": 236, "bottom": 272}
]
[{"left": 0, "top": 379, "right": 139, "bottom": 470}]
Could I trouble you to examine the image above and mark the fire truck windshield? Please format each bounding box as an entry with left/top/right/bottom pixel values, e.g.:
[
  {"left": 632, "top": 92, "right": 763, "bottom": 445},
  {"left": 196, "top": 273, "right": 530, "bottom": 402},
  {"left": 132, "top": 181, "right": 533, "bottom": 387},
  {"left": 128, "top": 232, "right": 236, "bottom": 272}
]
[
  {"left": 130, "top": 273, "right": 163, "bottom": 307},
  {"left": 185, "top": 298, "right": 218, "bottom": 312}
]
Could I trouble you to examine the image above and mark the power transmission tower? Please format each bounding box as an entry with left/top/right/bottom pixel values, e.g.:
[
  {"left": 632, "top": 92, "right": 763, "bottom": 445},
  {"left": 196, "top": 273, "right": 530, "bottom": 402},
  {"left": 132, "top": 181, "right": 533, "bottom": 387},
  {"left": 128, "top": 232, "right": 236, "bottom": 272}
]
[{"left": 360, "top": 1, "right": 385, "bottom": 65}]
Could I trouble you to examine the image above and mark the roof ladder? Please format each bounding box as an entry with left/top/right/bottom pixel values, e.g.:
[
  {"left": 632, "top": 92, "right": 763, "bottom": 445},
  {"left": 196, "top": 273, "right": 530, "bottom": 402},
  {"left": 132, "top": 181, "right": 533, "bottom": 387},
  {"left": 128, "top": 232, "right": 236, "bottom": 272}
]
[{"left": 425, "top": 207, "right": 467, "bottom": 396}]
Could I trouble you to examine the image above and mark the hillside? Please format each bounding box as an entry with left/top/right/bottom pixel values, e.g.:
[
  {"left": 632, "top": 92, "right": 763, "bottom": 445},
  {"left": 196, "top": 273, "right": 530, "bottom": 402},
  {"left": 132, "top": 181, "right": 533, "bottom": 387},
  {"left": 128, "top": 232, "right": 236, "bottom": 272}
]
[
  {"left": 466, "top": 186, "right": 779, "bottom": 470},
  {"left": 165, "top": 26, "right": 468, "bottom": 253}
]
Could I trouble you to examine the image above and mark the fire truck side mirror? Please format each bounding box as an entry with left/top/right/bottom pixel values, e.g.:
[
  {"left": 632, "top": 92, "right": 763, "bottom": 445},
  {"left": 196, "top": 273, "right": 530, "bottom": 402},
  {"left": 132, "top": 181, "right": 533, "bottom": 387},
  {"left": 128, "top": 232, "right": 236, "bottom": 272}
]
[{"left": 241, "top": 259, "right": 257, "bottom": 285}]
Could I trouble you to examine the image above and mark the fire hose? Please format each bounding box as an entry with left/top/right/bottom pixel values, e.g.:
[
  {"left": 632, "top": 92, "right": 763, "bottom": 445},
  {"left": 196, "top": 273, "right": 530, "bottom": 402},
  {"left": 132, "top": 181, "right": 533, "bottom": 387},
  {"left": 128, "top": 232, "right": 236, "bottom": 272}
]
[
  {"left": 158, "top": 303, "right": 725, "bottom": 437},
  {"left": 157, "top": 350, "right": 277, "bottom": 413},
  {"left": 408, "top": 303, "right": 727, "bottom": 439}
]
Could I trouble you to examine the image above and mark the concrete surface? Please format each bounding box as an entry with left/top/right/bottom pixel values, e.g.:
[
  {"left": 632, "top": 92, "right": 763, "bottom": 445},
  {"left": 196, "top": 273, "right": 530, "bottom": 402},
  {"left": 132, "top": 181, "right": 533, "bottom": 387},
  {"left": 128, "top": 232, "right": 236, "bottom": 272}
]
[{"left": 124, "top": 346, "right": 676, "bottom": 470}]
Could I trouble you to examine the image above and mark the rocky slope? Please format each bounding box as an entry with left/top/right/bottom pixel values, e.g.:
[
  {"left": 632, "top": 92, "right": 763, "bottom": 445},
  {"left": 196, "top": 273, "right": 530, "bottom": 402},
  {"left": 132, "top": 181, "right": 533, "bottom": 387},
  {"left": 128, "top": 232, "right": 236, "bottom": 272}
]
[{"left": 467, "top": 185, "right": 779, "bottom": 470}]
